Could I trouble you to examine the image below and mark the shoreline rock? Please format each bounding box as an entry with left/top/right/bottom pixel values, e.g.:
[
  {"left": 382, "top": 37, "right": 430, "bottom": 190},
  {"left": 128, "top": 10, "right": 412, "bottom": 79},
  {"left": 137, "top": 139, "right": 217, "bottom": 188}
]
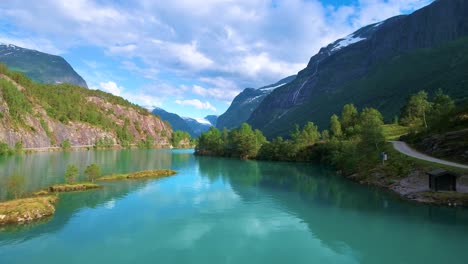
[{"left": 0, "top": 196, "right": 58, "bottom": 226}]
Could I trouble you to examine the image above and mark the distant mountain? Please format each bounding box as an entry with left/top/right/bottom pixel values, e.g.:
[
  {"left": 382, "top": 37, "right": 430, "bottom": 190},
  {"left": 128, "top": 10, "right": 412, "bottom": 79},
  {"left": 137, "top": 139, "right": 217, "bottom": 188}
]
[
  {"left": 248, "top": 0, "right": 468, "bottom": 138},
  {"left": 216, "top": 75, "right": 296, "bottom": 130},
  {"left": 183, "top": 117, "right": 212, "bottom": 137},
  {"left": 152, "top": 107, "right": 192, "bottom": 134},
  {"left": 152, "top": 108, "right": 215, "bottom": 137},
  {"left": 204, "top": 115, "right": 218, "bottom": 127},
  {"left": 0, "top": 44, "right": 87, "bottom": 88}
]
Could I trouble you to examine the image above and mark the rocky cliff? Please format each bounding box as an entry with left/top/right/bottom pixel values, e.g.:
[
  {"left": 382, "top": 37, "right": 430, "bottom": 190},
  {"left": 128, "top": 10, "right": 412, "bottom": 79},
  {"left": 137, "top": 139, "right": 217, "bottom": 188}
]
[
  {"left": 0, "top": 72, "right": 171, "bottom": 148},
  {"left": 248, "top": 0, "right": 468, "bottom": 137}
]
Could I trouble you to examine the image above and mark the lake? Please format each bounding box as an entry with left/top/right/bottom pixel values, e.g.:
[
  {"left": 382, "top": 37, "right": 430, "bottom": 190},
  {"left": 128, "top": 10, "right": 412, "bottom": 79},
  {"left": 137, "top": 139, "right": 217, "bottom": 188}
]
[{"left": 0, "top": 149, "right": 468, "bottom": 263}]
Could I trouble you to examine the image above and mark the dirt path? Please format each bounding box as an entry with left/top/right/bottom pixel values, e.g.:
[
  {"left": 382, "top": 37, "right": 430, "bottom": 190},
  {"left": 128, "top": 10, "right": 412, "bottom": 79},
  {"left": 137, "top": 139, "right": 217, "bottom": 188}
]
[{"left": 390, "top": 141, "right": 468, "bottom": 169}]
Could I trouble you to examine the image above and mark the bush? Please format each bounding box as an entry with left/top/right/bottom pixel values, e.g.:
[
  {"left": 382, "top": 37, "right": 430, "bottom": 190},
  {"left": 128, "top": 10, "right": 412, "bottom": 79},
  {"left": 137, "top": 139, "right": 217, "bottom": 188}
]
[
  {"left": 84, "top": 164, "right": 101, "bottom": 182},
  {"left": 7, "top": 174, "right": 25, "bottom": 199},
  {"left": 65, "top": 165, "right": 79, "bottom": 184},
  {"left": 61, "top": 139, "right": 72, "bottom": 151}
]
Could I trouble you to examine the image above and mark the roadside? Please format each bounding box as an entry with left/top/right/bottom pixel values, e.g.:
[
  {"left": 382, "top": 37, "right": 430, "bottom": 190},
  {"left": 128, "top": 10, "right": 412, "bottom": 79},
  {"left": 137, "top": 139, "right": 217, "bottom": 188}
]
[{"left": 390, "top": 141, "right": 468, "bottom": 169}]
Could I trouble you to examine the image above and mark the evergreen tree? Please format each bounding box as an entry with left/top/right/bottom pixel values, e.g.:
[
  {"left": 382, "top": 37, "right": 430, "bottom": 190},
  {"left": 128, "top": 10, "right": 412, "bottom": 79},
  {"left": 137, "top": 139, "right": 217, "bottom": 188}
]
[{"left": 330, "top": 114, "right": 343, "bottom": 138}]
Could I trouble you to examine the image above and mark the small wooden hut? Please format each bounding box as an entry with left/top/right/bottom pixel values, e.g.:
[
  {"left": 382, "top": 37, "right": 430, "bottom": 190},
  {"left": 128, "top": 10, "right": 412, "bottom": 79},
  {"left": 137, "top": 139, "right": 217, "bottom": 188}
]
[{"left": 427, "top": 169, "right": 458, "bottom": 192}]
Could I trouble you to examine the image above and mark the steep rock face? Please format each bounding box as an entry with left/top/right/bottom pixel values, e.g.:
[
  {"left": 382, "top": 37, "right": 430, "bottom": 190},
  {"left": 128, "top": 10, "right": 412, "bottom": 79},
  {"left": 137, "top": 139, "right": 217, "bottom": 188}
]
[
  {"left": 0, "top": 75, "right": 171, "bottom": 148},
  {"left": 248, "top": 0, "right": 468, "bottom": 137},
  {"left": 216, "top": 75, "right": 296, "bottom": 130},
  {"left": 0, "top": 44, "right": 88, "bottom": 88}
]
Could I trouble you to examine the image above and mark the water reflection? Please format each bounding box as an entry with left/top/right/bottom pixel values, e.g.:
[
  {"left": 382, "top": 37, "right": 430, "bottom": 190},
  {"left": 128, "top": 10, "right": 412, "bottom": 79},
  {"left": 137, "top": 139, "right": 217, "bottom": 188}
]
[{"left": 0, "top": 150, "right": 467, "bottom": 264}]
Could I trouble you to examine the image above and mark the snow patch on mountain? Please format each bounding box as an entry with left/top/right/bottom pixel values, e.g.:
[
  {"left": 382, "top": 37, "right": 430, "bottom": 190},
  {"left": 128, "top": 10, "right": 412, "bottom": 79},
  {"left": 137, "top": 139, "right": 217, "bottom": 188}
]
[
  {"left": 331, "top": 34, "right": 366, "bottom": 52},
  {"left": 260, "top": 83, "right": 287, "bottom": 91}
]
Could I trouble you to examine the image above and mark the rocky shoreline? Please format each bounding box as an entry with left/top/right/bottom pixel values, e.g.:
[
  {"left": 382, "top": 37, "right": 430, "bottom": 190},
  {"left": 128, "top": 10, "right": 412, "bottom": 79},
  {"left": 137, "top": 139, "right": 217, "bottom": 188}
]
[
  {"left": 349, "top": 170, "right": 468, "bottom": 207},
  {"left": 0, "top": 196, "right": 58, "bottom": 226}
]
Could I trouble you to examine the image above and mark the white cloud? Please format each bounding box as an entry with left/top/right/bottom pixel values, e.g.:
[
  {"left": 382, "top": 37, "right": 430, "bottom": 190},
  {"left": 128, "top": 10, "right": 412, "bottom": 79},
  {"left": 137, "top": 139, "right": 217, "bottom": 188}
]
[
  {"left": 192, "top": 83, "right": 241, "bottom": 102},
  {"left": 0, "top": 0, "right": 434, "bottom": 116},
  {"left": 175, "top": 99, "right": 217, "bottom": 112},
  {"left": 92, "top": 81, "right": 163, "bottom": 109},
  {"left": 98, "top": 81, "right": 123, "bottom": 96}
]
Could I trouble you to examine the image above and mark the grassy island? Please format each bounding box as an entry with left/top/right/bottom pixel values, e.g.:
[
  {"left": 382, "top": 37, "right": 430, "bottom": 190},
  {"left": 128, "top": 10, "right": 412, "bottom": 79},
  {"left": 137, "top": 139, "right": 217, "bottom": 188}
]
[
  {"left": 47, "top": 183, "right": 102, "bottom": 193},
  {"left": 0, "top": 196, "right": 58, "bottom": 225},
  {"left": 98, "top": 169, "right": 177, "bottom": 181}
]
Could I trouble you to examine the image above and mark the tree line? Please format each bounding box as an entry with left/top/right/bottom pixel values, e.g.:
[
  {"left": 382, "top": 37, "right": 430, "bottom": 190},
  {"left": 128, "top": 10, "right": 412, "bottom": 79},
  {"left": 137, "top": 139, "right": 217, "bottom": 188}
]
[{"left": 196, "top": 89, "right": 457, "bottom": 174}]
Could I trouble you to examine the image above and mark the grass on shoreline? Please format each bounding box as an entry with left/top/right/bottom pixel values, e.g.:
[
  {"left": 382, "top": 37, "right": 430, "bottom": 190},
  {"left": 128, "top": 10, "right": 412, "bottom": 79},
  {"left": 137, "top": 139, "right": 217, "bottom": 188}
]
[
  {"left": 46, "top": 183, "right": 102, "bottom": 193},
  {"left": 0, "top": 196, "right": 58, "bottom": 225},
  {"left": 98, "top": 169, "right": 177, "bottom": 181}
]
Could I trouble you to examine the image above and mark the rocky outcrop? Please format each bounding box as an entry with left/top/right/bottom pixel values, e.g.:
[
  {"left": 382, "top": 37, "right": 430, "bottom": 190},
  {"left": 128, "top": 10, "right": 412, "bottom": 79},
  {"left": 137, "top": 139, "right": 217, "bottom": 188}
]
[
  {"left": 0, "top": 75, "right": 172, "bottom": 148},
  {"left": 0, "top": 196, "right": 58, "bottom": 226},
  {"left": 248, "top": 0, "right": 468, "bottom": 137}
]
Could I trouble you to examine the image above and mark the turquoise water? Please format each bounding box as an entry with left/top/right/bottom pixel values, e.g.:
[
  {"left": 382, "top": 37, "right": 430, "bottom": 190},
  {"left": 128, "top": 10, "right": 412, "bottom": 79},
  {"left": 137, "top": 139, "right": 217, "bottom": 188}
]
[{"left": 0, "top": 149, "right": 468, "bottom": 263}]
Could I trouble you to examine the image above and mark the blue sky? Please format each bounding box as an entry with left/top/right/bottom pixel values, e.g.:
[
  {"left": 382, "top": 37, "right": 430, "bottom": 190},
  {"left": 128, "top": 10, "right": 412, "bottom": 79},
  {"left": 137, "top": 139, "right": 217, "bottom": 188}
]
[{"left": 0, "top": 0, "right": 432, "bottom": 119}]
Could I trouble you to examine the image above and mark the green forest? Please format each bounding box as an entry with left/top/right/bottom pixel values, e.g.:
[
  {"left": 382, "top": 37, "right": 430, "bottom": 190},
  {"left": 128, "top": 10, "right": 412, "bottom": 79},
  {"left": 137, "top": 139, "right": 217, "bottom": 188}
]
[{"left": 196, "top": 89, "right": 463, "bottom": 176}]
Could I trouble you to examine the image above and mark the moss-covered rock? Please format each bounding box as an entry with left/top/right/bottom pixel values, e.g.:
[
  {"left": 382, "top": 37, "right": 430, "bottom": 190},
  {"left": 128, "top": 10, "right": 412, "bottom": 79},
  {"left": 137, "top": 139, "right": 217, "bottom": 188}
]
[{"left": 0, "top": 196, "right": 58, "bottom": 225}]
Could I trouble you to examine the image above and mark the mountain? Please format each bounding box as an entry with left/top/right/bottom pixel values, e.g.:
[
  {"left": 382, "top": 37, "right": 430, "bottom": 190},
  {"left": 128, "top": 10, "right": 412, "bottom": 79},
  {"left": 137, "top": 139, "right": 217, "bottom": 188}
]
[
  {"left": 0, "top": 66, "right": 171, "bottom": 148},
  {"left": 183, "top": 117, "right": 213, "bottom": 137},
  {"left": 204, "top": 115, "right": 218, "bottom": 127},
  {"left": 152, "top": 107, "right": 193, "bottom": 134},
  {"left": 0, "top": 44, "right": 88, "bottom": 88},
  {"left": 216, "top": 75, "right": 296, "bottom": 130},
  {"left": 248, "top": 0, "right": 468, "bottom": 138},
  {"left": 152, "top": 108, "right": 216, "bottom": 137}
]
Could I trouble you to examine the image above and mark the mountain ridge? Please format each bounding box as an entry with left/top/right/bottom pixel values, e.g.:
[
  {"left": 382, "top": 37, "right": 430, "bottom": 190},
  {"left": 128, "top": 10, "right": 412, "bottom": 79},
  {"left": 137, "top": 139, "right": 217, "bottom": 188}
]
[
  {"left": 0, "top": 43, "right": 88, "bottom": 88},
  {"left": 248, "top": 0, "right": 468, "bottom": 138},
  {"left": 216, "top": 75, "right": 296, "bottom": 130}
]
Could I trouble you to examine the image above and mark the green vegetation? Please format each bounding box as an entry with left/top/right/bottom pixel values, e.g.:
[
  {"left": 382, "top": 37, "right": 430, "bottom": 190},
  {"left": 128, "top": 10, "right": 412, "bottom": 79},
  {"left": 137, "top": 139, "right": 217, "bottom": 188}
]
[
  {"left": 14, "top": 141, "right": 23, "bottom": 154},
  {"left": 94, "top": 137, "right": 114, "bottom": 149},
  {"left": 172, "top": 130, "right": 191, "bottom": 148},
  {"left": 65, "top": 165, "right": 79, "bottom": 184},
  {"left": 250, "top": 37, "right": 468, "bottom": 138},
  {"left": 61, "top": 139, "right": 72, "bottom": 151},
  {"left": 47, "top": 183, "right": 101, "bottom": 193},
  {"left": 382, "top": 124, "right": 410, "bottom": 140},
  {"left": 98, "top": 169, "right": 177, "bottom": 181},
  {"left": 138, "top": 136, "right": 154, "bottom": 149},
  {"left": 197, "top": 89, "right": 466, "bottom": 178},
  {"left": 0, "top": 141, "right": 14, "bottom": 156},
  {"left": 39, "top": 119, "right": 55, "bottom": 144},
  {"left": 0, "top": 78, "right": 32, "bottom": 124},
  {"left": 6, "top": 175, "right": 26, "bottom": 200},
  {"left": 196, "top": 123, "right": 266, "bottom": 159},
  {"left": 84, "top": 164, "right": 101, "bottom": 183},
  {"left": 0, "top": 196, "right": 58, "bottom": 226},
  {"left": 0, "top": 65, "right": 166, "bottom": 149}
]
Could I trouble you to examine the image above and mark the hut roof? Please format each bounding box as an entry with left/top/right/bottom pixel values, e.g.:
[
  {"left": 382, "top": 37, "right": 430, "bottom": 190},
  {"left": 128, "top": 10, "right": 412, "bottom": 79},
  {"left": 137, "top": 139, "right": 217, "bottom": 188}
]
[{"left": 427, "top": 169, "right": 458, "bottom": 178}]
